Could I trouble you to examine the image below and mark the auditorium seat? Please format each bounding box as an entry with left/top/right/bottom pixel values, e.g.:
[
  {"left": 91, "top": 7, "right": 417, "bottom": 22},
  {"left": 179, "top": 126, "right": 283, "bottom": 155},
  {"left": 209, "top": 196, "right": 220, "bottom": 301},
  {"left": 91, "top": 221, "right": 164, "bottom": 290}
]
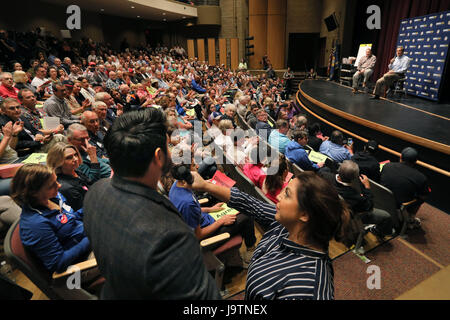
[
  {"left": 368, "top": 179, "right": 424, "bottom": 238},
  {"left": 287, "top": 159, "right": 304, "bottom": 177},
  {"left": 200, "top": 232, "right": 243, "bottom": 296},
  {"left": 4, "top": 219, "right": 101, "bottom": 300}
]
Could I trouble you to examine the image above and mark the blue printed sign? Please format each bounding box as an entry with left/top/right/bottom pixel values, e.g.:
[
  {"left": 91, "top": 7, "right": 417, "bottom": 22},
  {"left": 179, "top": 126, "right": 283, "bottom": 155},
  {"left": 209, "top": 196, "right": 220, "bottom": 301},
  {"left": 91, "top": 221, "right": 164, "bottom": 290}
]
[{"left": 397, "top": 11, "right": 450, "bottom": 101}]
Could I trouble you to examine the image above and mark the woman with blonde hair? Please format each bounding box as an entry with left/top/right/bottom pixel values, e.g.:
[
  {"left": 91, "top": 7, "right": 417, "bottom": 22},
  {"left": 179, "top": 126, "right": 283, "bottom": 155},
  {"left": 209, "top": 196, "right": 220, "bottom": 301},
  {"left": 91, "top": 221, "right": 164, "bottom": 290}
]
[
  {"left": 214, "top": 119, "right": 234, "bottom": 151},
  {"left": 46, "top": 142, "right": 97, "bottom": 211},
  {"left": 13, "top": 71, "right": 36, "bottom": 94}
]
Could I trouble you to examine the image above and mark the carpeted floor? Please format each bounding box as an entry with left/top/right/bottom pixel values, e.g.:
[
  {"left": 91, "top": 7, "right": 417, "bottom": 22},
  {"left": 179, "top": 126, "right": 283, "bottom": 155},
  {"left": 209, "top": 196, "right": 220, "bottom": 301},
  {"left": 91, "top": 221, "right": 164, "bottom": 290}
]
[
  {"left": 404, "top": 203, "right": 450, "bottom": 266},
  {"left": 333, "top": 238, "right": 441, "bottom": 300},
  {"left": 226, "top": 202, "right": 449, "bottom": 300}
]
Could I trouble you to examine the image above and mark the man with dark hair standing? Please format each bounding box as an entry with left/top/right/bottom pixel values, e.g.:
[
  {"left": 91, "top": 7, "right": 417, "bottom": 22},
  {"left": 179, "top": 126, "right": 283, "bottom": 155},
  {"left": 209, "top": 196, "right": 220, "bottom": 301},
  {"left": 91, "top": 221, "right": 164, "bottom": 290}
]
[{"left": 83, "top": 108, "right": 221, "bottom": 299}]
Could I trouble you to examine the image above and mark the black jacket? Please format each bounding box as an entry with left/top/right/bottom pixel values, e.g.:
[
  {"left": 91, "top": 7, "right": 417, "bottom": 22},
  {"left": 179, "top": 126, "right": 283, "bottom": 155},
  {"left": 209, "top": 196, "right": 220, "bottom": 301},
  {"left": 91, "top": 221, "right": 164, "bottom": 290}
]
[
  {"left": 57, "top": 170, "right": 94, "bottom": 211},
  {"left": 380, "top": 162, "right": 430, "bottom": 207},
  {"left": 352, "top": 151, "right": 381, "bottom": 182},
  {"left": 308, "top": 135, "right": 323, "bottom": 152},
  {"left": 88, "top": 130, "right": 107, "bottom": 159},
  {"left": 322, "top": 172, "right": 374, "bottom": 214}
]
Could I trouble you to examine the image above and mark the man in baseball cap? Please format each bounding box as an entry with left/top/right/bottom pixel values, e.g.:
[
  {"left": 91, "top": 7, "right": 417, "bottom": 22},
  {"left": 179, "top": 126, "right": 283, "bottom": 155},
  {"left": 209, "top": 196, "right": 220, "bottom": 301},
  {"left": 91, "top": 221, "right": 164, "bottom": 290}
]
[{"left": 401, "top": 147, "right": 418, "bottom": 164}]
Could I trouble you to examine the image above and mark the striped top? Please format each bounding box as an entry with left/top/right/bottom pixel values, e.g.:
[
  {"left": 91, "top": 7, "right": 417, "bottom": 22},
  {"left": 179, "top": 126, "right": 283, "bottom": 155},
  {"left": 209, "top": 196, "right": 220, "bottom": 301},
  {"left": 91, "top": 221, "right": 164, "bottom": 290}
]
[{"left": 228, "top": 187, "right": 334, "bottom": 300}]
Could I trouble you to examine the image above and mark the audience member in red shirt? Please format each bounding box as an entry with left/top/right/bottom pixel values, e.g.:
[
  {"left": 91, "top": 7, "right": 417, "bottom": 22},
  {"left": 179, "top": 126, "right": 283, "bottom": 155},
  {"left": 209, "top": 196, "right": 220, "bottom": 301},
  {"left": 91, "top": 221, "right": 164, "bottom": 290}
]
[
  {"left": 261, "top": 156, "right": 290, "bottom": 204},
  {"left": 242, "top": 144, "right": 269, "bottom": 188},
  {"left": 0, "top": 72, "right": 19, "bottom": 101}
]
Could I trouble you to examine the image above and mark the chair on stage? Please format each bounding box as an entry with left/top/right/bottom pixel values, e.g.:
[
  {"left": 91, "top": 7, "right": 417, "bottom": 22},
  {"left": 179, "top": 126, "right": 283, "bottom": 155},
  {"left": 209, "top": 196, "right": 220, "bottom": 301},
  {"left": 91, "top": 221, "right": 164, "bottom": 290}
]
[{"left": 388, "top": 77, "right": 407, "bottom": 98}]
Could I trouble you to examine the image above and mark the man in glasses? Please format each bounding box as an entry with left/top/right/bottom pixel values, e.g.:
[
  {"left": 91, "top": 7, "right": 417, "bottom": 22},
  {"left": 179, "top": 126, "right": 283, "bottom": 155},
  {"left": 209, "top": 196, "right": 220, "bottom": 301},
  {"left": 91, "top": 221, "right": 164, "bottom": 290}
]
[
  {"left": 43, "top": 81, "right": 81, "bottom": 128},
  {"left": 0, "top": 97, "right": 58, "bottom": 156},
  {"left": 0, "top": 72, "right": 19, "bottom": 102}
]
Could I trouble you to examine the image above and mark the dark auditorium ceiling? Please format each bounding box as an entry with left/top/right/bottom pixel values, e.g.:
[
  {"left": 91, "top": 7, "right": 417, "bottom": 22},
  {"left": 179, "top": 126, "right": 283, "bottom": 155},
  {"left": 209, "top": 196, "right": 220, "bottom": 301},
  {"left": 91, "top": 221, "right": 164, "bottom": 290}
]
[{"left": 41, "top": 0, "right": 198, "bottom": 21}]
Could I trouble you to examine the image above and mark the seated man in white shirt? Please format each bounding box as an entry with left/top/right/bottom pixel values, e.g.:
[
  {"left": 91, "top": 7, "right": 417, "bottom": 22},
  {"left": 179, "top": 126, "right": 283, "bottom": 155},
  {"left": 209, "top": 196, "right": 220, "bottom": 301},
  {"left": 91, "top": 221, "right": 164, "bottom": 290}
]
[
  {"left": 352, "top": 48, "right": 376, "bottom": 94},
  {"left": 30, "top": 66, "right": 51, "bottom": 99},
  {"left": 371, "top": 46, "right": 410, "bottom": 99}
]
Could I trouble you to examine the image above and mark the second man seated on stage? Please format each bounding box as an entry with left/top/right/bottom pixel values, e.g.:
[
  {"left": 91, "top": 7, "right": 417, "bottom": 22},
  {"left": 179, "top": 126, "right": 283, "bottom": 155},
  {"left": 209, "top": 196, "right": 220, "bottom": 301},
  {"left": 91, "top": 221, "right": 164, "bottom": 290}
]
[{"left": 371, "top": 46, "right": 410, "bottom": 99}]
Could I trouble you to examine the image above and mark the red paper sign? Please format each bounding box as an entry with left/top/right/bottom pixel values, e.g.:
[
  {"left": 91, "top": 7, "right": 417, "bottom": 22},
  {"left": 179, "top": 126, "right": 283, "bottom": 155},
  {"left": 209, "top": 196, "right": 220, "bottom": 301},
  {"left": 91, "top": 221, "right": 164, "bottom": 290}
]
[{"left": 210, "top": 170, "right": 236, "bottom": 188}]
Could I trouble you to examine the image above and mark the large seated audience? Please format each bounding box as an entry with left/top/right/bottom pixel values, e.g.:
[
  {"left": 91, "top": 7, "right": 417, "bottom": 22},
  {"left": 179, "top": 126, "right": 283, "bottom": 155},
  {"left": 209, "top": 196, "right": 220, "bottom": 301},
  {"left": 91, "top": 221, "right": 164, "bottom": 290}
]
[{"left": 0, "top": 28, "right": 430, "bottom": 300}]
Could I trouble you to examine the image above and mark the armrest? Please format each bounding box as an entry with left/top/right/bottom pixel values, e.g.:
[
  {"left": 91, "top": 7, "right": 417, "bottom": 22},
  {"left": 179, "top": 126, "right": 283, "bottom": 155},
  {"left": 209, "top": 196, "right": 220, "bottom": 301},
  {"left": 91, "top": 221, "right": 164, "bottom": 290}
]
[
  {"left": 198, "top": 198, "right": 209, "bottom": 205},
  {"left": 401, "top": 199, "right": 418, "bottom": 207},
  {"left": 200, "top": 232, "right": 230, "bottom": 250},
  {"left": 52, "top": 258, "right": 97, "bottom": 280}
]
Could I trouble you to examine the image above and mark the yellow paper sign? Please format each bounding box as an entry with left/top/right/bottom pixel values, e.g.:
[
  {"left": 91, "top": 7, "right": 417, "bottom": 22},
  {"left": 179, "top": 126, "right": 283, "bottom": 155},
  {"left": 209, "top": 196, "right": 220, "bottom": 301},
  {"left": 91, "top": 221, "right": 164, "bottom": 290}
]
[
  {"left": 22, "top": 153, "right": 47, "bottom": 164},
  {"left": 208, "top": 204, "right": 239, "bottom": 221},
  {"left": 308, "top": 150, "right": 328, "bottom": 163},
  {"left": 186, "top": 108, "right": 196, "bottom": 117}
]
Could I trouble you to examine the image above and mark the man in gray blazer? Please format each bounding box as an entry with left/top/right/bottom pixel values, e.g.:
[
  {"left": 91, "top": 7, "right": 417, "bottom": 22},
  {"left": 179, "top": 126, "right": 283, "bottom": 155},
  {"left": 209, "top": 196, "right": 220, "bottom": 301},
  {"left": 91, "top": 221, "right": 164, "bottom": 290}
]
[{"left": 83, "top": 108, "right": 221, "bottom": 299}]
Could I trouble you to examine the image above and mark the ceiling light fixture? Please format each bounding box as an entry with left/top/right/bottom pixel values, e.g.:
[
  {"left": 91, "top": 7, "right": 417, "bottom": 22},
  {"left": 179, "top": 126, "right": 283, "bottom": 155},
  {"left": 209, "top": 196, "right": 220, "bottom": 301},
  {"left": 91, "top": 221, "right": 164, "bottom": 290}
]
[{"left": 131, "top": 6, "right": 135, "bottom": 9}]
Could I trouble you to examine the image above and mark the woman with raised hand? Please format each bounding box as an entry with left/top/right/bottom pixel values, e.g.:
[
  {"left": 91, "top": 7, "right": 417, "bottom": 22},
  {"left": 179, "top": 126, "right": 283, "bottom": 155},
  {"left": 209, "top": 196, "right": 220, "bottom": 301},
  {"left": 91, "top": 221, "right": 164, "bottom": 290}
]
[{"left": 188, "top": 170, "right": 350, "bottom": 300}]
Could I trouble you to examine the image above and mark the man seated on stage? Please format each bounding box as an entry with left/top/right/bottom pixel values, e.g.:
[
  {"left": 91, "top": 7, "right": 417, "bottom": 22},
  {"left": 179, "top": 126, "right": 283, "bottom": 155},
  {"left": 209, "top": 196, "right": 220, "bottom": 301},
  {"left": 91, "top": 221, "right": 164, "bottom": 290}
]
[
  {"left": 371, "top": 46, "right": 410, "bottom": 99},
  {"left": 352, "top": 48, "right": 376, "bottom": 94}
]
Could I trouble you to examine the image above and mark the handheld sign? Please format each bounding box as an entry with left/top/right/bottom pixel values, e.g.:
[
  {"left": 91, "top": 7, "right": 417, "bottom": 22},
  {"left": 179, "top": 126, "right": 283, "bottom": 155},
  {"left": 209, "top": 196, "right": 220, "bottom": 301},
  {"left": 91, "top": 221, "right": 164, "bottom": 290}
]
[
  {"left": 308, "top": 150, "right": 328, "bottom": 164},
  {"left": 379, "top": 160, "right": 390, "bottom": 172},
  {"left": 22, "top": 153, "right": 47, "bottom": 164},
  {"left": 210, "top": 170, "right": 236, "bottom": 188},
  {"left": 209, "top": 203, "right": 239, "bottom": 221}
]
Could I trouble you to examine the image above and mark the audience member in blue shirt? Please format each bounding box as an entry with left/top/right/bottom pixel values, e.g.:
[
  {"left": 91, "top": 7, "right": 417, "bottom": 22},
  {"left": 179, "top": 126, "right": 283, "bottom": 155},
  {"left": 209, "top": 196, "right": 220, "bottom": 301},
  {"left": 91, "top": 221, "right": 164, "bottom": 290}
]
[
  {"left": 255, "top": 109, "right": 272, "bottom": 140},
  {"left": 191, "top": 76, "right": 206, "bottom": 94},
  {"left": 285, "top": 129, "right": 324, "bottom": 172},
  {"left": 168, "top": 164, "right": 256, "bottom": 260},
  {"left": 10, "top": 164, "right": 92, "bottom": 273},
  {"left": 319, "top": 130, "right": 353, "bottom": 163},
  {"left": 268, "top": 120, "right": 291, "bottom": 154}
]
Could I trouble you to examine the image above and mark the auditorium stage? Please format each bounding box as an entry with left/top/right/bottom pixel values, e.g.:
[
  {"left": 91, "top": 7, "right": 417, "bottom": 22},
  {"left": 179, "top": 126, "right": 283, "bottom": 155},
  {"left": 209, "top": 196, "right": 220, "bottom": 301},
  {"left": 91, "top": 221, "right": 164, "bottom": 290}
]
[{"left": 296, "top": 79, "right": 450, "bottom": 213}]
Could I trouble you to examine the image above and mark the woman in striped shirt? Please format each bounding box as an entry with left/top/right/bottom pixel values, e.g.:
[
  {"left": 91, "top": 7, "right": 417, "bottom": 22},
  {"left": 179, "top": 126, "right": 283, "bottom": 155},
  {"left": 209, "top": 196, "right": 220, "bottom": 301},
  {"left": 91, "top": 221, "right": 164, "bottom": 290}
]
[{"left": 189, "top": 170, "right": 350, "bottom": 300}]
